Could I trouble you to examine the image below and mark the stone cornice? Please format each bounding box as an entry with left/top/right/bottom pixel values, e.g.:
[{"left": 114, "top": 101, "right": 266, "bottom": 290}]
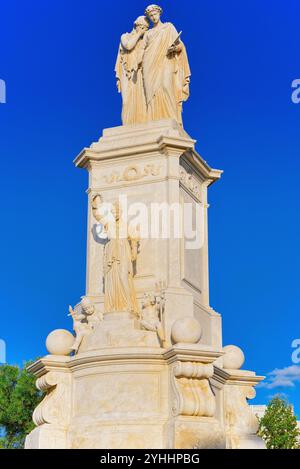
[
  {"left": 163, "top": 345, "right": 223, "bottom": 364},
  {"left": 73, "top": 121, "right": 223, "bottom": 186},
  {"left": 213, "top": 365, "right": 265, "bottom": 386},
  {"left": 27, "top": 345, "right": 225, "bottom": 378}
]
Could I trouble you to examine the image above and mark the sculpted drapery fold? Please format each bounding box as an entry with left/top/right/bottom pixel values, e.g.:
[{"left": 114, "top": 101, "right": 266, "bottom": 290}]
[
  {"left": 115, "top": 5, "right": 191, "bottom": 126},
  {"left": 142, "top": 22, "right": 191, "bottom": 124},
  {"left": 92, "top": 195, "right": 140, "bottom": 317},
  {"left": 103, "top": 219, "right": 139, "bottom": 316},
  {"left": 115, "top": 17, "right": 149, "bottom": 125}
]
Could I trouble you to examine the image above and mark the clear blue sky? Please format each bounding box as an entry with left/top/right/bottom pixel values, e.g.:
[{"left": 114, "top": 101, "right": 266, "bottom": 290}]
[{"left": 1, "top": 1, "right": 299, "bottom": 414}]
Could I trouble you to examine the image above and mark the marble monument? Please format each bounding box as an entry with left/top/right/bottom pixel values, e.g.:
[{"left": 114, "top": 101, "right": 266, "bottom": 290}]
[{"left": 25, "top": 5, "right": 264, "bottom": 449}]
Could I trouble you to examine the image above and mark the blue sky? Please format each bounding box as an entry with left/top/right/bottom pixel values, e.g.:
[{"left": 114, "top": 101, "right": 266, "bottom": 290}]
[{"left": 0, "top": 0, "right": 299, "bottom": 414}]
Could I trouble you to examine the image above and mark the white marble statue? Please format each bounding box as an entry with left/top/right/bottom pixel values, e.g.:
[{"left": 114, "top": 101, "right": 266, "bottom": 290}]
[
  {"left": 142, "top": 4, "right": 191, "bottom": 124},
  {"left": 141, "top": 291, "right": 166, "bottom": 347},
  {"left": 92, "top": 195, "right": 140, "bottom": 316},
  {"left": 68, "top": 297, "right": 100, "bottom": 353},
  {"left": 25, "top": 9, "right": 265, "bottom": 450},
  {"left": 116, "top": 4, "right": 191, "bottom": 126},
  {"left": 115, "top": 16, "right": 150, "bottom": 124}
]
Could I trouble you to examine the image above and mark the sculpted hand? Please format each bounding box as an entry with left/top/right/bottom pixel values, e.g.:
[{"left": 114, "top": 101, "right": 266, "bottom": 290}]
[
  {"left": 136, "top": 25, "right": 147, "bottom": 37},
  {"left": 167, "top": 44, "right": 182, "bottom": 56},
  {"left": 167, "top": 46, "right": 175, "bottom": 56}
]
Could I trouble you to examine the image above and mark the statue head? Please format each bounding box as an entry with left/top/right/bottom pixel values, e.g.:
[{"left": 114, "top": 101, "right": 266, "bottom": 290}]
[
  {"left": 134, "top": 15, "right": 150, "bottom": 33},
  {"left": 81, "top": 297, "right": 95, "bottom": 316},
  {"left": 143, "top": 293, "right": 156, "bottom": 307},
  {"left": 144, "top": 4, "right": 163, "bottom": 24},
  {"left": 149, "top": 294, "right": 156, "bottom": 305}
]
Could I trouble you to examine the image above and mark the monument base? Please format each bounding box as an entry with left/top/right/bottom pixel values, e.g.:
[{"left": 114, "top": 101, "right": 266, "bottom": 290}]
[
  {"left": 80, "top": 313, "right": 160, "bottom": 351},
  {"left": 25, "top": 343, "right": 264, "bottom": 449},
  {"left": 25, "top": 120, "right": 265, "bottom": 449}
]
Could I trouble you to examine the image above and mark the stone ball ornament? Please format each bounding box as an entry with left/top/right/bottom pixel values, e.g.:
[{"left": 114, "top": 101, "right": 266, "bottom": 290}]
[
  {"left": 171, "top": 317, "right": 202, "bottom": 344},
  {"left": 46, "top": 329, "right": 75, "bottom": 356},
  {"left": 222, "top": 345, "right": 245, "bottom": 370}
]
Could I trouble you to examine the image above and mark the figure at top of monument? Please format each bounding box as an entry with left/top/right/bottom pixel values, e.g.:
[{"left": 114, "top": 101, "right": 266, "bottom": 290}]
[
  {"left": 142, "top": 4, "right": 191, "bottom": 125},
  {"left": 115, "top": 5, "right": 191, "bottom": 127},
  {"left": 115, "top": 16, "right": 150, "bottom": 125}
]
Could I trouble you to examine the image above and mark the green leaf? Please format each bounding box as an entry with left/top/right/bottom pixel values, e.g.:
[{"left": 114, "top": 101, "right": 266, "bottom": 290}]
[{"left": 0, "top": 361, "right": 43, "bottom": 449}]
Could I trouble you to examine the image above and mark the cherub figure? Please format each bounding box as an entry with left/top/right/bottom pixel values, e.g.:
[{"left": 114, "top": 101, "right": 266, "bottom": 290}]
[
  {"left": 141, "top": 292, "right": 166, "bottom": 347},
  {"left": 68, "top": 297, "right": 100, "bottom": 353}
]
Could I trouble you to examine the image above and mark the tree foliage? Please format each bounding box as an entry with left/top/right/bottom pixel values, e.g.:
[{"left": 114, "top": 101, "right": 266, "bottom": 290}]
[
  {"left": 0, "top": 362, "right": 43, "bottom": 449},
  {"left": 258, "top": 396, "right": 300, "bottom": 449}
]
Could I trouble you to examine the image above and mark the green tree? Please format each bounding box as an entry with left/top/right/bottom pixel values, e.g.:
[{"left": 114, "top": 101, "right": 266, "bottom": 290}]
[
  {"left": 0, "top": 362, "right": 43, "bottom": 449},
  {"left": 258, "top": 396, "right": 300, "bottom": 449}
]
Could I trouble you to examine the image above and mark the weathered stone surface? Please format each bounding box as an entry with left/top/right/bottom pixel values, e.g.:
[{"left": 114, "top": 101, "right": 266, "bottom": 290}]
[{"left": 26, "top": 119, "right": 264, "bottom": 449}]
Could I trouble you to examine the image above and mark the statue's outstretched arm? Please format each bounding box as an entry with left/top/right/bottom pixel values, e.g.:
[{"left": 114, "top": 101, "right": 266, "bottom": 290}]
[
  {"left": 129, "top": 224, "right": 140, "bottom": 261},
  {"left": 130, "top": 239, "right": 138, "bottom": 262}
]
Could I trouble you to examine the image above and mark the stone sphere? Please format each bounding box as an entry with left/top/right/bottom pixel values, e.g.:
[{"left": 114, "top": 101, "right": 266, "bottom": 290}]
[
  {"left": 171, "top": 317, "right": 202, "bottom": 344},
  {"left": 46, "top": 329, "right": 74, "bottom": 356},
  {"left": 222, "top": 345, "right": 245, "bottom": 370}
]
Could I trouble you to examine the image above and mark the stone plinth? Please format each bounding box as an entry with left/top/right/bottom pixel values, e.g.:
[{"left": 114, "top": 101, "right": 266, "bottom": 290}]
[
  {"left": 26, "top": 120, "right": 265, "bottom": 449},
  {"left": 25, "top": 343, "right": 264, "bottom": 449},
  {"left": 80, "top": 314, "right": 160, "bottom": 351},
  {"left": 25, "top": 345, "right": 226, "bottom": 449},
  {"left": 74, "top": 119, "right": 223, "bottom": 349}
]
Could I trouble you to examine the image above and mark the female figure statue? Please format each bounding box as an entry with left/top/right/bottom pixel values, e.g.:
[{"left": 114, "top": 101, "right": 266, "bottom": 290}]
[
  {"left": 92, "top": 195, "right": 140, "bottom": 317},
  {"left": 142, "top": 4, "right": 191, "bottom": 125},
  {"left": 115, "top": 16, "right": 150, "bottom": 125}
]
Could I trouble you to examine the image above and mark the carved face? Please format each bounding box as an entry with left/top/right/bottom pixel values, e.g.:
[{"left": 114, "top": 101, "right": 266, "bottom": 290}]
[
  {"left": 134, "top": 16, "right": 150, "bottom": 33},
  {"left": 81, "top": 298, "right": 95, "bottom": 316},
  {"left": 147, "top": 10, "right": 161, "bottom": 25},
  {"left": 82, "top": 303, "right": 94, "bottom": 316},
  {"left": 143, "top": 293, "right": 155, "bottom": 308},
  {"left": 149, "top": 294, "right": 156, "bottom": 305},
  {"left": 135, "top": 23, "right": 149, "bottom": 33}
]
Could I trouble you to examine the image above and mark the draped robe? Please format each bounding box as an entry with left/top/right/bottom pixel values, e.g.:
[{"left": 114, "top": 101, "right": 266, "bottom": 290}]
[
  {"left": 102, "top": 219, "right": 139, "bottom": 316},
  {"left": 142, "top": 22, "right": 191, "bottom": 124},
  {"left": 115, "top": 32, "right": 148, "bottom": 125}
]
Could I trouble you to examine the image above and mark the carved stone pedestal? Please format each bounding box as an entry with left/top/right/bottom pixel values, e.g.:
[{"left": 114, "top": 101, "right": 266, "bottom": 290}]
[
  {"left": 26, "top": 346, "right": 228, "bottom": 449},
  {"left": 25, "top": 343, "right": 264, "bottom": 449},
  {"left": 26, "top": 120, "right": 265, "bottom": 449},
  {"left": 80, "top": 312, "right": 160, "bottom": 351}
]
